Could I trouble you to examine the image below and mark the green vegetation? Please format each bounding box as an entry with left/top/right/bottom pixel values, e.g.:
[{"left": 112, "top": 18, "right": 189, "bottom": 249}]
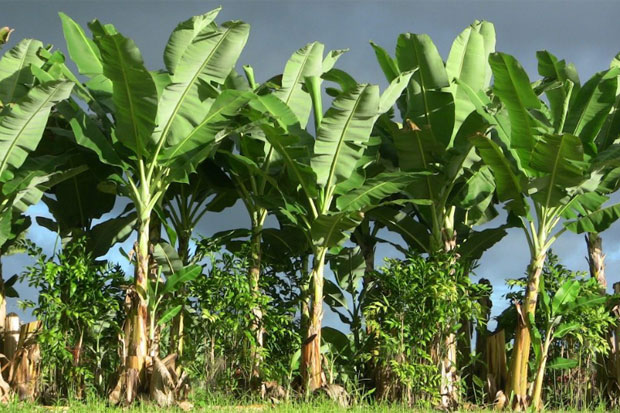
[{"left": 0, "top": 7, "right": 619, "bottom": 412}]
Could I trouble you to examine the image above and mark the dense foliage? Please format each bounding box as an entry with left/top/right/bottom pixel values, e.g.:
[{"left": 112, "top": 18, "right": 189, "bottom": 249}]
[
  {"left": 19, "top": 238, "right": 126, "bottom": 399},
  {"left": 0, "top": 8, "right": 618, "bottom": 412}
]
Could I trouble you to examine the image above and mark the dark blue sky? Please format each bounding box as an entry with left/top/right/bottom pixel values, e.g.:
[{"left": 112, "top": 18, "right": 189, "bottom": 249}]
[{"left": 4, "top": 0, "right": 620, "bottom": 326}]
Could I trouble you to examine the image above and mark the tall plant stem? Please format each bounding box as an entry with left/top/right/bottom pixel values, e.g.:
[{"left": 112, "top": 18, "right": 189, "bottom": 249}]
[
  {"left": 248, "top": 208, "right": 266, "bottom": 389},
  {"left": 299, "top": 255, "right": 311, "bottom": 344},
  {"left": 301, "top": 246, "right": 327, "bottom": 392},
  {"left": 531, "top": 330, "right": 552, "bottom": 410},
  {"left": 506, "top": 251, "right": 546, "bottom": 407},
  {"left": 586, "top": 232, "right": 607, "bottom": 291},
  {"left": 439, "top": 207, "right": 459, "bottom": 409},
  {"left": 122, "top": 214, "right": 151, "bottom": 404}
]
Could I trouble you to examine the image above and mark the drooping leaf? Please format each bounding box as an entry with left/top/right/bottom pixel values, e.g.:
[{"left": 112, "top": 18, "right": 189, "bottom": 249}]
[
  {"left": 548, "top": 357, "right": 578, "bottom": 370},
  {"left": 551, "top": 279, "right": 581, "bottom": 314},
  {"left": 369, "top": 206, "right": 430, "bottom": 253},
  {"left": 87, "top": 213, "right": 137, "bottom": 258},
  {"left": 311, "top": 212, "right": 362, "bottom": 248},
  {"left": 470, "top": 134, "right": 527, "bottom": 215},
  {"left": 329, "top": 246, "right": 365, "bottom": 292},
  {"left": 458, "top": 227, "right": 507, "bottom": 261},
  {"left": 158, "top": 304, "right": 183, "bottom": 326},
  {"left": 553, "top": 322, "right": 581, "bottom": 339},
  {"left": 64, "top": 102, "right": 124, "bottom": 167},
  {"left": 323, "top": 279, "right": 347, "bottom": 310},
  {"left": 321, "top": 326, "right": 352, "bottom": 357},
  {"left": 153, "top": 242, "right": 184, "bottom": 274},
  {"left": 0, "top": 81, "right": 74, "bottom": 176},
  {"left": 162, "top": 264, "right": 201, "bottom": 295},
  {"left": 0, "top": 38, "right": 44, "bottom": 103},
  {"left": 565, "top": 202, "right": 620, "bottom": 233},
  {"left": 336, "top": 171, "right": 423, "bottom": 212},
  {"left": 527, "top": 312, "right": 543, "bottom": 364},
  {"left": 564, "top": 68, "right": 618, "bottom": 150}
]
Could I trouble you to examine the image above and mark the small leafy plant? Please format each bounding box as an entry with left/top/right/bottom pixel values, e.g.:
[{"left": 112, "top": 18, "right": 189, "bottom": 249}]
[{"left": 19, "top": 238, "right": 125, "bottom": 399}]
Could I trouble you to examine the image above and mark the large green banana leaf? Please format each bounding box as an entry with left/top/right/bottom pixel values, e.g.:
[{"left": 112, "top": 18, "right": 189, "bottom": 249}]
[
  {"left": 395, "top": 33, "right": 454, "bottom": 147},
  {"left": 0, "top": 38, "right": 45, "bottom": 103},
  {"left": 156, "top": 19, "right": 249, "bottom": 148},
  {"left": 93, "top": 30, "right": 157, "bottom": 157},
  {"left": 0, "top": 80, "right": 74, "bottom": 177},
  {"left": 446, "top": 21, "right": 495, "bottom": 141},
  {"left": 274, "top": 42, "right": 324, "bottom": 128}
]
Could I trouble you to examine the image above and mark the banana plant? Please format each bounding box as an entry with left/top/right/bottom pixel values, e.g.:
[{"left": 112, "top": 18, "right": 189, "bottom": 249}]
[
  {"left": 369, "top": 21, "right": 503, "bottom": 407},
  {"left": 213, "top": 42, "right": 348, "bottom": 385},
  {"left": 56, "top": 9, "right": 251, "bottom": 403},
  {"left": 528, "top": 278, "right": 607, "bottom": 410},
  {"left": 580, "top": 53, "right": 620, "bottom": 291},
  {"left": 249, "top": 56, "right": 414, "bottom": 389},
  {"left": 370, "top": 20, "right": 501, "bottom": 264},
  {"left": 465, "top": 50, "right": 620, "bottom": 406},
  {"left": 0, "top": 36, "right": 81, "bottom": 321}
]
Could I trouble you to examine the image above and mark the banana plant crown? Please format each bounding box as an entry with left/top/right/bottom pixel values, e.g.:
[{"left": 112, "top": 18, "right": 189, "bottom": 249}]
[{"left": 369, "top": 21, "right": 507, "bottom": 260}]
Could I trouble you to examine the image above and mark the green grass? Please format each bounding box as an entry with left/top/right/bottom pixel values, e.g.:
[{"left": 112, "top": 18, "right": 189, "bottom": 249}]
[
  {"left": 3, "top": 400, "right": 616, "bottom": 412},
  {"left": 1, "top": 400, "right": 428, "bottom": 412}
]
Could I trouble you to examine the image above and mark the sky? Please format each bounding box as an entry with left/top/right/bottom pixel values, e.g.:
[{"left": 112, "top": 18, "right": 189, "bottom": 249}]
[{"left": 3, "top": 0, "right": 620, "bottom": 329}]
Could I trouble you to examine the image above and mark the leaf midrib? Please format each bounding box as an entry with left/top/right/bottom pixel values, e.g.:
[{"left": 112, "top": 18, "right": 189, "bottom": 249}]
[
  {"left": 340, "top": 179, "right": 394, "bottom": 211},
  {"left": 163, "top": 92, "right": 245, "bottom": 161},
  {"left": 0, "top": 83, "right": 61, "bottom": 176},
  {"left": 159, "top": 24, "right": 237, "bottom": 147},
  {"left": 5, "top": 40, "right": 33, "bottom": 104},
  {"left": 112, "top": 36, "right": 143, "bottom": 159},
  {"left": 322, "top": 86, "right": 366, "bottom": 201},
  {"left": 282, "top": 43, "right": 315, "bottom": 108}
]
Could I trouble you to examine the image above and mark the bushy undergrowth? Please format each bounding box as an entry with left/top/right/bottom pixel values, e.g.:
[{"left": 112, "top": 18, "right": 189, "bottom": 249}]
[{"left": 19, "top": 238, "right": 126, "bottom": 400}]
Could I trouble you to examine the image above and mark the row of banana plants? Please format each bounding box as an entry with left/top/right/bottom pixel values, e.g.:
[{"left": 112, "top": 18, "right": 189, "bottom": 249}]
[{"left": 0, "top": 7, "right": 619, "bottom": 410}]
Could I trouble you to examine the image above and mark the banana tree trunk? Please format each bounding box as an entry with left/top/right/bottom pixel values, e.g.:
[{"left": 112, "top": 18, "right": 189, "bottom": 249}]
[
  {"left": 586, "top": 233, "right": 607, "bottom": 291},
  {"left": 585, "top": 233, "right": 614, "bottom": 394},
  {"left": 299, "top": 255, "right": 310, "bottom": 346},
  {"left": 248, "top": 221, "right": 264, "bottom": 389},
  {"left": 301, "top": 247, "right": 327, "bottom": 392},
  {"left": 439, "top": 221, "right": 459, "bottom": 409},
  {"left": 124, "top": 217, "right": 151, "bottom": 404},
  {"left": 506, "top": 252, "right": 546, "bottom": 408}
]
